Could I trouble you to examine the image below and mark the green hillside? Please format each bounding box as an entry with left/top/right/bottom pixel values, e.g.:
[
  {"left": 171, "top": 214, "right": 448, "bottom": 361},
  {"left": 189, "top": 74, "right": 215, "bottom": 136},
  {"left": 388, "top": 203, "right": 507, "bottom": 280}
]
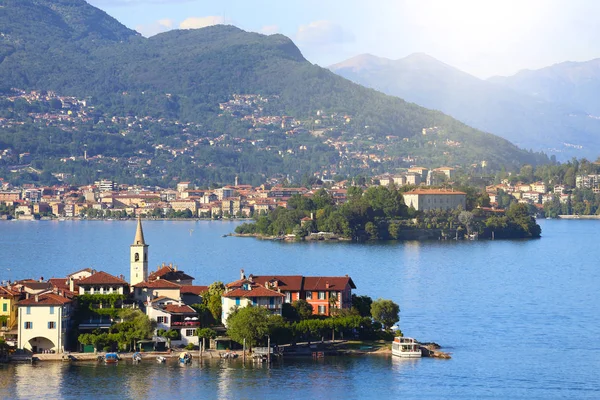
[{"left": 0, "top": 0, "right": 548, "bottom": 186}]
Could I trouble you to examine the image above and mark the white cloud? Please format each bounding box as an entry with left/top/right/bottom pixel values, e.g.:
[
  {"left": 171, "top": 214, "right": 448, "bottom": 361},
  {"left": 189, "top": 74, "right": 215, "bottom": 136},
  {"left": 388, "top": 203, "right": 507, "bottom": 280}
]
[
  {"left": 136, "top": 18, "right": 173, "bottom": 37},
  {"left": 179, "top": 16, "right": 225, "bottom": 30},
  {"left": 295, "top": 20, "right": 354, "bottom": 46},
  {"left": 259, "top": 25, "right": 280, "bottom": 35}
]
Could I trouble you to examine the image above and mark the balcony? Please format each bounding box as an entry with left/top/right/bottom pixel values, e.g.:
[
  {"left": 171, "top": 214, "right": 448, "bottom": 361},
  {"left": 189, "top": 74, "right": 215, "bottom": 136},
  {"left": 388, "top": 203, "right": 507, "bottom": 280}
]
[{"left": 171, "top": 321, "right": 200, "bottom": 327}]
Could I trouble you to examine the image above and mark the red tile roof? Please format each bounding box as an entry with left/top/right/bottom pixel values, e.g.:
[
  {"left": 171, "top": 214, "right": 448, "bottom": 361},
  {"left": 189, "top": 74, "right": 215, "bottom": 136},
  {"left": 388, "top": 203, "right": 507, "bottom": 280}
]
[
  {"left": 133, "top": 279, "right": 181, "bottom": 289},
  {"left": 303, "top": 276, "right": 356, "bottom": 291},
  {"left": 149, "top": 265, "right": 194, "bottom": 282},
  {"left": 0, "top": 286, "right": 19, "bottom": 298},
  {"left": 180, "top": 285, "right": 208, "bottom": 295},
  {"left": 163, "top": 304, "right": 197, "bottom": 314},
  {"left": 78, "top": 271, "right": 129, "bottom": 286},
  {"left": 21, "top": 281, "right": 53, "bottom": 291},
  {"left": 48, "top": 278, "right": 72, "bottom": 291},
  {"left": 223, "top": 287, "right": 284, "bottom": 298},
  {"left": 19, "top": 293, "right": 72, "bottom": 306},
  {"left": 248, "top": 275, "right": 304, "bottom": 292}
]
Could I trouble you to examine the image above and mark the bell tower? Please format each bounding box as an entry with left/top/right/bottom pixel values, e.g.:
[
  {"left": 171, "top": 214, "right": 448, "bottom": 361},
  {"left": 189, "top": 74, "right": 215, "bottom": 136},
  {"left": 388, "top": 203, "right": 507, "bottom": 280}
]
[{"left": 130, "top": 216, "right": 148, "bottom": 286}]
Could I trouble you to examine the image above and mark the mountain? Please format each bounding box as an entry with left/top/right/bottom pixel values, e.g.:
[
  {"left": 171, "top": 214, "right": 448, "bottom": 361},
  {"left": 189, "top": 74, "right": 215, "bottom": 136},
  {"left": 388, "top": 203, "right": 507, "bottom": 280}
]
[
  {"left": 489, "top": 58, "right": 600, "bottom": 117},
  {"left": 0, "top": 0, "right": 548, "bottom": 187},
  {"left": 330, "top": 53, "right": 600, "bottom": 160}
]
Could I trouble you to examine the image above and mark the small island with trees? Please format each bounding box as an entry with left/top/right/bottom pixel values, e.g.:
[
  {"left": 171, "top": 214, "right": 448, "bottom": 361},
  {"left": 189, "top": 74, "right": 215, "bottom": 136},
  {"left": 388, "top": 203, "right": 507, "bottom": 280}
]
[{"left": 234, "top": 185, "right": 541, "bottom": 241}]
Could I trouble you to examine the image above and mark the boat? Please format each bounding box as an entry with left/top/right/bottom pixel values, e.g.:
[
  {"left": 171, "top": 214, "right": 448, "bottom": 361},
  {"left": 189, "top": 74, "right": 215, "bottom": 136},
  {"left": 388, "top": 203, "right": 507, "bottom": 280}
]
[
  {"left": 156, "top": 356, "right": 167, "bottom": 363},
  {"left": 132, "top": 352, "right": 142, "bottom": 363},
  {"left": 179, "top": 352, "right": 192, "bottom": 365},
  {"left": 104, "top": 353, "right": 120, "bottom": 364},
  {"left": 391, "top": 337, "right": 422, "bottom": 358},
  {"left": 220, "top": 351, "right": 238, "bottom": 359}
]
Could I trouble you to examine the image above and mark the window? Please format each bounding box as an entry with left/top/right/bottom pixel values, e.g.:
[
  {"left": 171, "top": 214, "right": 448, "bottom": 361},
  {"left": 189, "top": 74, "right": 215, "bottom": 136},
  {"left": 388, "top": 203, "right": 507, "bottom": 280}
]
[
  {"left": 157, "top": 316, "right": 169, "bottom": 324},
  {"left": 134, "top": 253, "right": 140, "bottom": 262},
  {"left": 305, "top": 291, "right": 312, "bottom": 300},
  {"left": 2, "top": 303, "right": 6, "bottom": 312},
  {"left": 48, "top": 321, "right": 56, "bottom": 329},
  {"left": 285, "top": 292, "right": 291, "bottom": 302},
  {"left": 25, "top": 322, "right": 33, "bottom": 329},
  {"left": 49, "top": 306, "right": 54, "bottom": 315},
  {"left": 318, "top": 305, "right": 326, "bottom": 315},
  {"left": 185, "top": 329, "right": 195, "bottom": 337},
  {"left": 318, "top": 291, "right": 326, "bottom": 300},
  {"left": 235, "top": 297, "right": 241, "bottom": 306},
  {"left": 26, "top": 306, "right": 31, "bottom": 315}
]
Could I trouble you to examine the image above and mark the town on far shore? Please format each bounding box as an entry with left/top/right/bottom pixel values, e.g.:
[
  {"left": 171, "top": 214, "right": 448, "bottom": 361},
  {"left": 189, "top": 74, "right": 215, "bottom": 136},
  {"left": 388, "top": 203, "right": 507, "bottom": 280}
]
[
  {"left": 1, "top": 218, "right": 410, "bottom": 360},
  {"left": 0, "top": 164, "right": 567, "bottom": 222}
]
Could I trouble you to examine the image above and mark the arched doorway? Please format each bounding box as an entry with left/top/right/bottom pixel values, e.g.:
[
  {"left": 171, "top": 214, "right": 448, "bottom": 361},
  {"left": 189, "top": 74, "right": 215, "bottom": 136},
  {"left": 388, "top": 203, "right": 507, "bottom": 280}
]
[{"left": 28, "top": 337, "right": 55, "bottom": 353}]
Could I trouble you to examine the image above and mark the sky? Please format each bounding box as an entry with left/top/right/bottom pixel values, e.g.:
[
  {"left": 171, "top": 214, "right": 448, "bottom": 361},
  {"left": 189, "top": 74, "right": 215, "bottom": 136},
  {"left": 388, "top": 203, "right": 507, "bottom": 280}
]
[{"left": 88, "top": 0, "right": 600, "bottom": 79}]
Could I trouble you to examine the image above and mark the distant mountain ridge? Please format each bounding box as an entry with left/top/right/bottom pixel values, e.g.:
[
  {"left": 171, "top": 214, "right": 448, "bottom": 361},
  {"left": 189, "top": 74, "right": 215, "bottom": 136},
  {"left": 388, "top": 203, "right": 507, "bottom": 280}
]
[
  {"left": 330, "top": 53, "right": 600, "bottom": 160},
  {"left": 488, "top": 58, "right": 600, "bottom": 117},
  {"left": 0, "top": 0, "right": 549, "bottom": 186}
]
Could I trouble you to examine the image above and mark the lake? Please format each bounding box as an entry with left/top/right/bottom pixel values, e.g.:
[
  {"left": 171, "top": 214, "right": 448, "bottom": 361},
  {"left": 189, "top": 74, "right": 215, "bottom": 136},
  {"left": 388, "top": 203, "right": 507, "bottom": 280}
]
[{"left": 1, "top": 219, "right": 599, "bottom": 399}]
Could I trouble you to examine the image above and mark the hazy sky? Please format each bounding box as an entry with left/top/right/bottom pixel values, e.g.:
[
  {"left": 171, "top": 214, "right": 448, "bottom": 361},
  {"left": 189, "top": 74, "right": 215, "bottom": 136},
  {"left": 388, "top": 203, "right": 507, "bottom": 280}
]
[{"left": 88, "top": 0, "right": 600, "bottom": 79}]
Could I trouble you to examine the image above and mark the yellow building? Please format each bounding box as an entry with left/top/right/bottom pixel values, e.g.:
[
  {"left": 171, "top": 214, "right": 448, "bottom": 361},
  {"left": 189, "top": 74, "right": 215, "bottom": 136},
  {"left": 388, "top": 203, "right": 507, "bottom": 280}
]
[{"left": 0, "top": 286, "right": 19, "bottom": 332}]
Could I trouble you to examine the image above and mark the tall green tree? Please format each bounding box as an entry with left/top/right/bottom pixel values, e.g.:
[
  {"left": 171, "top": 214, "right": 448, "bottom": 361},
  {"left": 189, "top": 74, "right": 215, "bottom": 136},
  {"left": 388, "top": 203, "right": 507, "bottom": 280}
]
[
  {"left": 226, "top": 306, "right": 272, "bottom": 350},
  {"left": 371, "top": 299, "right": 400, "bottom": 330}
]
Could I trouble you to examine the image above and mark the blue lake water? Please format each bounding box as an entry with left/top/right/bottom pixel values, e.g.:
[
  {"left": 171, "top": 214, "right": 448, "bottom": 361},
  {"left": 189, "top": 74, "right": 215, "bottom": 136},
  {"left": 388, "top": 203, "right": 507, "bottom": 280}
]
[{"left": 0, "top": 219, "right": 599, "bottom": 399}]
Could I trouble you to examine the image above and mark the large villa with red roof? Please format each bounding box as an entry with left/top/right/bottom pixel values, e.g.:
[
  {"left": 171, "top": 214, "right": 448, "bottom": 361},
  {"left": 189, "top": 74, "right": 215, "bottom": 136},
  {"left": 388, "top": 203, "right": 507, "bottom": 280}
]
[{"left": 221, "top": 270, "right": 356, "bottom": 325}]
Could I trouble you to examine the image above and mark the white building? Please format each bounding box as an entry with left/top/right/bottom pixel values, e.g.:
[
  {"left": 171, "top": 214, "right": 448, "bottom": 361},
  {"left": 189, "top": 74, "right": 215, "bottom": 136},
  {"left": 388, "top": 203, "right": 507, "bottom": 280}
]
[
  {"left": 403, "top": 189, "right": 467, "bottom": 211},
  {"left": 77, "top": 271, "right": 129, "bottom": 295},
  {"left": 146, "top": 299, "right": 199, "bottom": 347},
  {"left": 221, "top": 279, "right": 284, "bottom": 326},
  {"left": 18, "top": 293, "right": 73, "bottom": 353}
]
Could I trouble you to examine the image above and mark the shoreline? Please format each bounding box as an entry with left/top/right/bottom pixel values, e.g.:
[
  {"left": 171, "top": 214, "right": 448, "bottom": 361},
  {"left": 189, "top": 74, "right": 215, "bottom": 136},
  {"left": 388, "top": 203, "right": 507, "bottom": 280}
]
[{"left": 5, "top": 340, "right": 450, "bottom": 363}]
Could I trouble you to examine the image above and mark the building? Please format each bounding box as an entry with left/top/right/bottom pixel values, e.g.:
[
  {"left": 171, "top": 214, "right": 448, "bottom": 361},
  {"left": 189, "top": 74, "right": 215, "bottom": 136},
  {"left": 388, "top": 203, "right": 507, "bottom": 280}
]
[
  {"left": 403, "top": 189, "right": 467, "bottom": 211},
  {"left": 77, "top": 271, "right": 129, "bottom": 296},
  {"left": 433, "top": 167, "right": 456, "bottom": 180},
  {"left": 130, "top": 217, "right": 148, "bottom": 286},
  {"left": 303, "top": 276, "right": 356, "bottom": 316},
  {"left": 132, "top": 279, "right": 182, "bottom": 303},
  {"left": 0, "top": 286, "right": 20, "bottom": 332},
  {"left": 221, "top": 274, "right": 284, "bottom": 325},
  {"left": 149, "top": 264, "right": 194, "bottom": 285},
  {"left": 226, "top": 272, "right": 356, "bottom": 317},
  {"left": 146, "top": 300, "right": 200, "bottom": 347},
  {"left": 17, "top": 293, "right": 73, "bottom": 353}
]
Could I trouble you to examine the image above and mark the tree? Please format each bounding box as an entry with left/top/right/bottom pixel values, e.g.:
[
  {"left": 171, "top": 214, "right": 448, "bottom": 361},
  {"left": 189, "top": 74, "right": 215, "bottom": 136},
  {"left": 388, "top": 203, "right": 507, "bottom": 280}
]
[
  {"left": 371, "top": 299, "right": 400, "bottom": 330},
  {"left": 292, "top": 299, "right": 314, "bottom": 320},
  {"left": 203, "top": 282, "right": 225, "bottom": 322},
  {"left": 157, "top": 329, "right": 179, "bottom": 348},
  {"left": 226, "top": 306, "right": 271, "bottom": 350},
  {"left": 458, "top": 211, "right": 474, "bottom": 235},
  {"left": 196, "top": 327, "right": 217, "bottom": 350},
  {"left": 112, "top": 309, "right": 156, "bottom": 351},
  {"left": 352, "top": 294, "right": 373, "bottom": 317}
]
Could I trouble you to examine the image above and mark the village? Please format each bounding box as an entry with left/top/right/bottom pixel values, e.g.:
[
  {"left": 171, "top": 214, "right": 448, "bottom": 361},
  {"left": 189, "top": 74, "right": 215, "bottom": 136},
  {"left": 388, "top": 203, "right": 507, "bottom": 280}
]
[
  {"left": 0, "top": 217, "right": 366, "bottom": 360},
  {"left": 0, "top": 162, "right": 587, "bottom": 221}
]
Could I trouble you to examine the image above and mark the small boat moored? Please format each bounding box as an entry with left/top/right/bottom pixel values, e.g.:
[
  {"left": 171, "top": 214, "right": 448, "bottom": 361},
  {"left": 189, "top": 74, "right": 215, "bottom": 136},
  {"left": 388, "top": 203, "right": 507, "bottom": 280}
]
[
  {"left": 104, "top": 353, "right": 120, "bottom": 364},
  {"left": 156, "top": 356, "right": 167, "bottom": 364},
  {"left": 391, "top": 337, "right": 422, "bottom": 358},
  {"left": 132, "top": 352, "right": 142, "bottom": 363},
  {"left": 179, "top": 352, "right": 192, "bottom": 365}
]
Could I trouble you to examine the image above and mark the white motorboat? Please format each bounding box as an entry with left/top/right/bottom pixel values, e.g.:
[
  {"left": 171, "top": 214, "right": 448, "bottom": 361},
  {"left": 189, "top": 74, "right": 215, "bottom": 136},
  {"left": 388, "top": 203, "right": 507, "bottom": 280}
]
[{"left": 391, "top": 337, "right": 421, "bottom": 358}]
